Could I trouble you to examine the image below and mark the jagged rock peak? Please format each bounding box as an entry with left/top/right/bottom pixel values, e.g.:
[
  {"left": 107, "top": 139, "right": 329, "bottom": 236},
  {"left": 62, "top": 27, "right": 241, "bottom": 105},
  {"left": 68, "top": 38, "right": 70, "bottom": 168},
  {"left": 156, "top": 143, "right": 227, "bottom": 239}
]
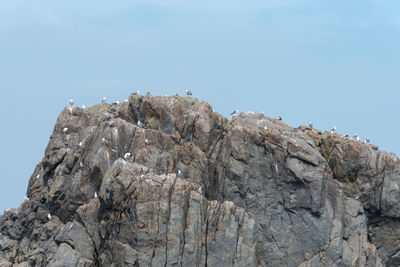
[{"left": 1, "top": 94, "right": 399, "bottom": 266}]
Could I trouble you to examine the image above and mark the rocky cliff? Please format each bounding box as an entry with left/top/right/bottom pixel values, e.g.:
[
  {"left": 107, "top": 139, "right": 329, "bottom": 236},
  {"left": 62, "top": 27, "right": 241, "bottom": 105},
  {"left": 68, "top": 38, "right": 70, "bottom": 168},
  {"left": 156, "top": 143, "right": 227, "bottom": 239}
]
[{"left": 1, "top": 94, "right": 399, "bottom": 266}]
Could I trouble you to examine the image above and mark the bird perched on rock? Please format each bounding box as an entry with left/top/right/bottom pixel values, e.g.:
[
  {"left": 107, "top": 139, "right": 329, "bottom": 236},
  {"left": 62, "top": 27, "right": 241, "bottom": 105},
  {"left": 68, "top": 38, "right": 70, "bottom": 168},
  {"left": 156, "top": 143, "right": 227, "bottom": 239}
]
[
  {"left": 131, "top": 91, "right": 140, "bottom": 95},
  {"left": 47, "top": 213, "right": 52, "bottom": 220},
  {"left": 137, "top": 120, "right": 145, "bottom": 128},
  {"left": 94, "top": 192, "right": 98, "bottom": 198},
  {"left": 102, "top": 97, "right": 107, "bottom": 103},
  {"left": 108, "top": 121, "right": 115, "bottom": 127},
  {"left": 230, "top": 110, "right": 239, "bottom": 116},
  {"left": 364, "top": 137, "right": 370, "bottom": 143},
  {"left": 124, "top": 153, "right": 131, "bottom": 160},
  {"left": 177, "top": 169, "right": 182, "bottom": 177},
  {"left": 104, "top": 112, "right": 111, "bottom": 120},
  {"left": 124, "top": 99, "right": 128, "bottom": 103},
  {"left": 330, "top": 126, "right": 336, "bottom": 133},
  {"left": 308, "top": 122, "right": 313, "bottom": 128},
  {"left": 276, "top": 116, "right": 282, "bottom": 121},
  {"left": 63, "top": 127, "right": 69, "bottom": 134},
  {"left": 79, "top": 162, "right": 84, "bottom": 168},
  {"left": 82, "top": 104, "right": 86, "bottom": 109},
  {"left": 186, "top": 89, "right": 192, "bottom": 96},
  {"left": 145, "top": 139, "right": 152, "bottom": 145},
  {"left": 69, "top": 99, "right": 74, "bottom": 106},
  {"left": 353, "top": 133, "right": 360, "bottom": 141},
  {"left": 102, "top": 137, "right": 109, "bottom": 145},
  {"left": 35, "top": 174, "right": 40, "bottom": 179}
]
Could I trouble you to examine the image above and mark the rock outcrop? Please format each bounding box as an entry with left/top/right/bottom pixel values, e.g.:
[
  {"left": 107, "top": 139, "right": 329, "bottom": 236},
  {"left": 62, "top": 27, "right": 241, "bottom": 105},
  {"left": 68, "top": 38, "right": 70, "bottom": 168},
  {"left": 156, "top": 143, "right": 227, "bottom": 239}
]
[{"left": 1, "top": 94, "right": 399, "bottom": 266}]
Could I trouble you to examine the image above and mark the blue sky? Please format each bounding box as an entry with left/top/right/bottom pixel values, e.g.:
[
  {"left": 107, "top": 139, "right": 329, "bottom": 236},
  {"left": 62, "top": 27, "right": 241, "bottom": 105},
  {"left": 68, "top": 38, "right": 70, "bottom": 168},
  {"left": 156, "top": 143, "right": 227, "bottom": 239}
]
[{"left": 0, "top": 0, "right": 399, "bottom": 213}]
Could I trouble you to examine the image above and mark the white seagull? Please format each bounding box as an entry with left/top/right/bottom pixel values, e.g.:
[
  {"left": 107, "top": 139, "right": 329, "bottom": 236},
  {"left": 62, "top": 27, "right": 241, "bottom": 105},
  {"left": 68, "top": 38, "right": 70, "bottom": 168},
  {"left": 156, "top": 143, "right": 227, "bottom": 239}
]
[
  {"left": 94, "top": 192, "right": 98, "bottom": 198},
  {"left": 63, "top": 127, "right": 69, "bottom": 134},
  {"left": 124, "top": 153, "right": 131, "bottom": 160},
  {"left": 104, "top": 112, "right": 111, "bottom": 120},
  {"left": 137, "top": 120, "right": 145, "bottom": 128},
  {"left": 276, "top": 116, "right": 282, "bottom": 121},
  {"left": 308, "top": 122, "right": 313, "bottom": 128},
  {"left": 331, "top": 126, "right": 336, "bottom": 133},
  {"left": 186, "top": 89, "right": 192, "bottom": 96},
  {"left": 47, "top": 213, "right": 52, "bottom": 220},
  {"left": 102, "top": 97, "right": 107, "bottom": 103},
  {"left": 79, "top": 162, "right": 84, "bottom": 168},
  {"left": 69, "top": 99, "right": 74, "bottom": 106},
  {"left": 145, "top": 139, "right": 152, "bottom": 145},
  {"left": 177, "top": 169, "right": 182, "bottom": 177}
]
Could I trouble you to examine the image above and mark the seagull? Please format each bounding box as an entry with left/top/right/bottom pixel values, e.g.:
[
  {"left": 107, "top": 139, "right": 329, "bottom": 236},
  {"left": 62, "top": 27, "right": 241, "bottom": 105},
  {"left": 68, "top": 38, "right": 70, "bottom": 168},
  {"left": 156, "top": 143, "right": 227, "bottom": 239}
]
[
  {"left": 276, "top": 116, "right": 282, "bottom": 121},
  {"left": 353, "top": 133, "right": 360, "bottom": 141},
  {"left": 308, "top": 122, "right": 313, "bottom": 128},
  {"left": 102, "top": 137, "right": 109, "bottom": 145},
  {"left": 140, "top": 174, "right": 145, "bottom": 179},
  {"left": 177, "top": 169, "right": 182, "bottom": 177},
  {"left": 137, "top": 120, "right": 145, "bottom": 128},
  {"left": 230, "top": 110, "right": 239, "bottom": 116},
  {"left": 145, "top": 139, "right": 152, "bottom": 145},
  {"left": 79, "top": 162, "right": 84, "bottom": 168},
  {"left": 365, "top": 137, "right": 370, "bottom": 143},
  {"left": 79, "top": 141, "right": 83, "bottom": 147},
  {"left": 197, "top": 187, "right": 202, "bottom": 194},
  {"left": 116, "top": 101, "right": 120, "bottom": 104},
  {"left": 102, "top": 97, "right": 107, "bottom": 103},
  {"left": 47, "top": 213, "right": 52, "bottom": 220},
  {"left": 24, "top": 196, "right": 29, "bottom": 201},
  {"left": 131, "top": 91, "right": 140, "bottom": 95},
  {"left": 186, "top": 89, "right": 192, "bottom": 96},
  {"left": 69, "top": 99, "right": 74, "bottom": 106},
  {"left": 124, "top": 152, "right": 131, "bottom": 160},
  {"left": 104, "top": 112, "right": 111, "bottom": 120},
  {"left": 124, "top": 99, "right": 128, "bottom": 103},
  {"left": 63, "top": 127, "right": 69, "bottom": 133},
  {"left": 330, "top": 126, "right": 336, "bottom": 133},
  {"left": 94, "top": 192, "right": 98, "bottom": 198},
  {"left": 108, "top": 121, "right": 115, "bottom": 127},
  {"left": 35, "top": 174, "right": 40, "bottom": 179}
]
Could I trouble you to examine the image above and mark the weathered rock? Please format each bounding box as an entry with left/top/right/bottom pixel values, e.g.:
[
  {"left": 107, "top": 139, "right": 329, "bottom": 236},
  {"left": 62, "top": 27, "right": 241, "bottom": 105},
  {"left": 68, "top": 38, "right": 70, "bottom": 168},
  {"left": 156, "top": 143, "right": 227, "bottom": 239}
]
[{"left": 1, "top": 94, "right": 399, "bottom": 266}]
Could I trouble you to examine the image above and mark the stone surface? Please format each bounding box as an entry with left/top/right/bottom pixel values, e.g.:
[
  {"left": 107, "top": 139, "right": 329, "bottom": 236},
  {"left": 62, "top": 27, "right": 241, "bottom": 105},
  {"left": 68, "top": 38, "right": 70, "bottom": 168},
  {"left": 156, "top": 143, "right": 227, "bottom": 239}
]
[{"left": 1, "top": 94, "right": 399, "bottom": 266}]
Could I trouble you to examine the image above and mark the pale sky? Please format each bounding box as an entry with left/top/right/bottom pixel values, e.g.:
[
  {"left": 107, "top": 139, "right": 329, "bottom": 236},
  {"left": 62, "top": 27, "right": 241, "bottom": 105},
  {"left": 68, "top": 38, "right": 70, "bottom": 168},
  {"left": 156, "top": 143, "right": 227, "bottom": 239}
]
[{"left": 1, "top": 0, "right": 399, "bottom": 213}]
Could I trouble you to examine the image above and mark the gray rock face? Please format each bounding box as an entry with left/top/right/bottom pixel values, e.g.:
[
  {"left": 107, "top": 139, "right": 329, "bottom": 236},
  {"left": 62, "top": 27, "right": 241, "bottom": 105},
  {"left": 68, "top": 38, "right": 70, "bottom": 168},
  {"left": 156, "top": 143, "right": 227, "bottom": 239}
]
[{"left": 1, "top": 95, "right": 399, "bottom": 266}]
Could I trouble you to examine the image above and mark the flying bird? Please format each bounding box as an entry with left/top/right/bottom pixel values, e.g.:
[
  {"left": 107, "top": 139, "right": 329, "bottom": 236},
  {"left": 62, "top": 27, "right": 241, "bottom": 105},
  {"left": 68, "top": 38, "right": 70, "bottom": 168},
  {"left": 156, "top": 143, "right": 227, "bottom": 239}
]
[
  {"left": 186, "top": 89, "right": 192, "bottom": 96},
  {"left": 230, "top": 110, "right": 239, "bottom": 116}
]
